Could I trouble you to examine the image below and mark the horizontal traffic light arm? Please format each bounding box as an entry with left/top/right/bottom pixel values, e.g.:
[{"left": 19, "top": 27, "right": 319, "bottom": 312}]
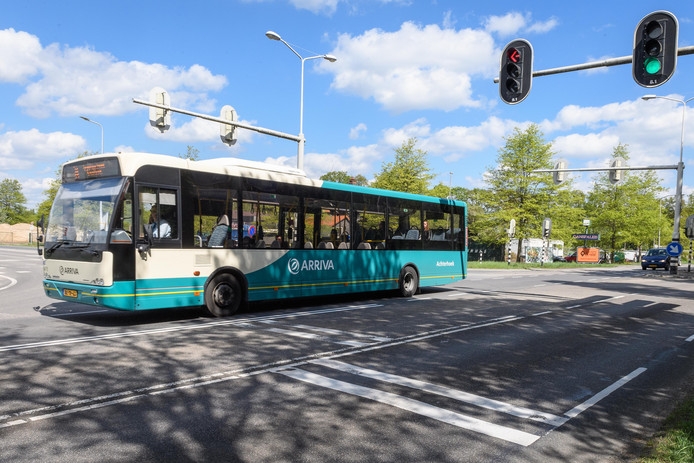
[
  {"left": 493, "top": 45, "right": 694, "bottom": 83},
  {"left": 533, "top": 164, "right": 678, "bottom": 173},
  {"left": 132, "top": 97, "right": 302, "bottom": 143}
]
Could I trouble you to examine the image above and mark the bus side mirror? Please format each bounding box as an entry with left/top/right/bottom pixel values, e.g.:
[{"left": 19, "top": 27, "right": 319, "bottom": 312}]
[{"left": 36, "top": 215, "right": 45, "bottom": 256}]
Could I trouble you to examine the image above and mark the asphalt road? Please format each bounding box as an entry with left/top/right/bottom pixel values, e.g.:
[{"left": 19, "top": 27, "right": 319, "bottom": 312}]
[{"left": 2, "top": 245, "right": 694, "bottom": 462}]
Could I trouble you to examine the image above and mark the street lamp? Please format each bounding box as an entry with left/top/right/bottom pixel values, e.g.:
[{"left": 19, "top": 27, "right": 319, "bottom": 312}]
[
  {"left": 79, "top": 116, "right": 104, "bottom": 154},
  {"left": 641, "top": 94, "right": 694, "bottom": 274},
  {"left": 266, "top": 30, "right": 336, "bottom": 171}
]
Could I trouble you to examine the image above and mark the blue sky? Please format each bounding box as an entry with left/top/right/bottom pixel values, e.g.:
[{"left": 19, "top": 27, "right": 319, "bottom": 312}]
[{"left": 2, "top": 0, "right": 694, "bottom": 208}]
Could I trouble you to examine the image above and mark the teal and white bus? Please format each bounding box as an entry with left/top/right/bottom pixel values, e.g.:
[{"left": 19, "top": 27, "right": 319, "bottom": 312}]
[{"left": 41, "top": 153, "right": 467, "bottom": 316}]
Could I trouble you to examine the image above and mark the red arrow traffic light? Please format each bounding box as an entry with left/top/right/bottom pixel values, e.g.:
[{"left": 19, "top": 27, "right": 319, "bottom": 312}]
[{"left": 507, "top": 48, "right": 521, "bottom": 63}]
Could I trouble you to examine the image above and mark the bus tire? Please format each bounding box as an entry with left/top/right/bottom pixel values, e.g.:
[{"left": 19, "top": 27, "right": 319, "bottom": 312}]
[
  {"left": 205, "top": 273, "right": 241, "bottom": 317},
  {"left": 398, "top": 265, "right": 418, "bottom": 297}
]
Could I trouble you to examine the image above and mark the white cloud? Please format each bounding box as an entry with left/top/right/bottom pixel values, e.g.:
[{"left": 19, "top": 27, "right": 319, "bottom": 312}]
[
  {"left": 0, "top": 28, "right": 227, "bottom": 118},
  {"left": 323, "top": 22, "right": 498, "bottom": 112},
  {"left": 349, "top": 123, "right": 367, "bottom": 139},
  {"left": 0, "top": 28, "right": 43, "bottom": 82},
  {"left": 0, "top": 129, "right": 85, "bottom": 169},
  {"left": 289, "top": 0, "right": 339, "bottom": 15},
  {"left": 483, "top": 12, "right": 558, "bottom": 38}
]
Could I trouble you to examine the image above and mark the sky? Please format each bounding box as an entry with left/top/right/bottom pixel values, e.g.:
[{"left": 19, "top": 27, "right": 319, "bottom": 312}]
[{"left": 2, "top": 0, "right": 694, "bottom": 210}]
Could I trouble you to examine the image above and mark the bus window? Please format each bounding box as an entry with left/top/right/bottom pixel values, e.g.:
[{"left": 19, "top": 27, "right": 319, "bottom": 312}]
[
  {"left": 139, "top": 186, "right": 178, "bottom": 240},
  {"left": 193, "top": 188, "right": 239, "bottom": 248},
  {"left": 243, "top": 191, "right": 298, "bottom": 248},
  {"left": 352, "top": 194, "right": 386, "bottom": 249}
]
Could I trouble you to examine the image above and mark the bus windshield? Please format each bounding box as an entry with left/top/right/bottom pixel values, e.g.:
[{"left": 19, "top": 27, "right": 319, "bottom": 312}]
[{"left": 46, "top": 177, "right": 127, "bottom": 246}]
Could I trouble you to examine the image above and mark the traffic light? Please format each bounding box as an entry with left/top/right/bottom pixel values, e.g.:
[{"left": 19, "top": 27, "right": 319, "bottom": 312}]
[
  {"left": 542, "top": 218, "right": 552, "bottom": 238},
  {"left": 220, "top": 105, "right": 238, "bottom": 146},
  {"left": 633, "top": 10, "right": 678, "bottom": 88},
  {"left": 609, "top": 157, "right": 625, "bottom": 184},
  {"left": 148, "top": 87, "right": 171, "bottom": 133},
  {"left": 499, "top": 39, "right": 533, "bottom": 104},
  {"left": 553, "top": 160, "right": 567, "bottom": 185}
]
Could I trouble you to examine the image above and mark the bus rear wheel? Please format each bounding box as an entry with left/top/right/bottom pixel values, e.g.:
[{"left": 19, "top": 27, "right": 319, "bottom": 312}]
[
  {"left": 398, "top": 265, "right": 418, "bottom": 297},
  {"left": 205, "top": 273, "right": 241, "bottom": 317}
]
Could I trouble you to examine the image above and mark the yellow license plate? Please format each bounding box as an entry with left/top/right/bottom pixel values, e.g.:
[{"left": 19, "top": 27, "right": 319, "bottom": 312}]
[{"left": 63, "top": 289, "right": 78, "bottom": 298}]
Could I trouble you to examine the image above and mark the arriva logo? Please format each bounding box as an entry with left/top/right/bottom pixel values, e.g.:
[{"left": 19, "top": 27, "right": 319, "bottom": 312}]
[{"left": 288, "top": 258, "right": 335, "bottom": 275}]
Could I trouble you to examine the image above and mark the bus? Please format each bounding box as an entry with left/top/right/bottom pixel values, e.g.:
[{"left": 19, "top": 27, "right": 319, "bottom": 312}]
[{"left": 41, "top": 153, "right": 467, "bottom": 316}]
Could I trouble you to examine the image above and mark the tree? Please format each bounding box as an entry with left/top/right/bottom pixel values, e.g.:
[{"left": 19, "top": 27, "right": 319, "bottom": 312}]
[
  {"left": 484, "top": 124, "right": 560, "bottom": 261},
  {"left": 179, "top": 145, "right": 200, "bottom": 161},
  {"left": 372, "top": 138, "right": 435, "bottom": 194},
  {"left": 585, "top": 143, "right": 665, "bottom": 259},
  {"left": 320, "top": 171, "right": 369, "bottom": 186},
  {"left": 0, "top": 179, "right": 29, "bottom": 224}
]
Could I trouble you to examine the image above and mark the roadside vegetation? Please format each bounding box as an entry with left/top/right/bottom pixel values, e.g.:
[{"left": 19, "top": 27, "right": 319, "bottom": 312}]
[{"left": 639, "top": 398, "right": 694, "bottom": 462}]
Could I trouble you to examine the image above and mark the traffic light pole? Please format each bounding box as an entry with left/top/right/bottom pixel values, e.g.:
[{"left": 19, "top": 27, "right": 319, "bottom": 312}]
[{"left": 493, "top": 45, "right": 694, "bottom": 83}]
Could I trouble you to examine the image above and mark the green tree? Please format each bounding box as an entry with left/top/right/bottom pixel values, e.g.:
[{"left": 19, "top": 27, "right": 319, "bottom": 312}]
[
  {"left": 320, "top": 171, "right": 369, "bottom": 186},
  {"left": 585, "top": 143, "right": 665, "bottom": 259},
  {"left": 0, "top": 178, "right": 29, "bottom": 224},
  {"left": 372, "top": 138, "right": 435, "bottom": 194},
  {"left": 179, "top": 145, "right": 200, "bottom": 161},
  {"left": 484, "top": 124, "right": 560, "bottom": 261}
]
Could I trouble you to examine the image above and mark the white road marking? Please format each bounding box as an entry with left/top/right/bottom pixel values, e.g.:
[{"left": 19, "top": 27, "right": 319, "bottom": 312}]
[
  {"left": 563, "top": 368, "right": 647, "bottom": 419},
  {"left": 313, "top": 359, "right": 567, "bottom": 427},
  {"left": 264, "top": 327, "right": 370, "bottom": 347},
  {"left": 0, "top": 274, "right": 18, "bottom": 291},
  {"left": 685, "top": 334, "right": 694, "bottom": 342},
  {"left": 276, "top": 367, "right": 541, "bottom": 447}
]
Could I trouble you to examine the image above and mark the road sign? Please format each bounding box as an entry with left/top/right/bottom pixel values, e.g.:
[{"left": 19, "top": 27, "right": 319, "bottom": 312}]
[
  {"left": 666, "top": 241, "right": 683, "bottom": 257},
  {"left": 572, "top": 233, "right": 600, "bottom": 240}
]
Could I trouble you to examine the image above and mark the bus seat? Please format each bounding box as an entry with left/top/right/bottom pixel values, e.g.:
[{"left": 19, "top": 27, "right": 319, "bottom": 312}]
[
  {"left": 207, "top": 215, "right": 229, "bottom": 248},
  {"left": 304, "top": 241, "right": 313, "bottom": 249},
  {"left": 405, "top": 228, "right": 420, "bottom": 240},
  {"left": 338, "top": 242, "right": 350, "bottom": 249},
  {"left": 357, "top": 242, "right": 371, "bottom": 249}
]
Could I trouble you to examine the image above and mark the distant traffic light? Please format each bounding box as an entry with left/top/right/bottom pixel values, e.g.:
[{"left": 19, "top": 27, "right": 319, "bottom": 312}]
[
  {"left": 633, "top": 10, "right": 678, "bottom": 88},
  {"left": 542, "top": 218, "right": 552, "bottom": 238},
  {"left": 499, "top": 39, "right": 533, "bottom": 104},
  {"left": 553, "top": 160, "right": 567, "bottom": 185},
  {"left": 609, "top": 157, "right": 625, "bottom": 184},
  {"left": 149, "top": 87, "right": 171, "bottom": 133}
]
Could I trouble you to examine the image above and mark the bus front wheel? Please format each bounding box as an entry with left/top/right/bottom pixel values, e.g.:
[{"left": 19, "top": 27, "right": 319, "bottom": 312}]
[
  {"left": 398, "top": 266, "right": 419, "bottom": 297},
  {"left": 205, "top": 273, "right": 241, "bottom": 317}
]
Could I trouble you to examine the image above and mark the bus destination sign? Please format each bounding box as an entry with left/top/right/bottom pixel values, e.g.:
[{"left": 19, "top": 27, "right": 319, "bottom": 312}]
[{"left": 63, "top": 157, "right": 121, "bottom": 183}]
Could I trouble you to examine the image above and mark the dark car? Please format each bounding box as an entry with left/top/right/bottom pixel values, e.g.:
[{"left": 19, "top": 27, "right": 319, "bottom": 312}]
[
  {"left": 564, "top": 252, "right": 577, "bottom": 263},
  {"left": 641, "top": 248, "right": 670, "bottom": 270}
]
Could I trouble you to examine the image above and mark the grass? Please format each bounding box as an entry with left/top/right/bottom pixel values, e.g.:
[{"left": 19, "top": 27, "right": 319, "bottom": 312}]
[{"left": 639, "top": 398, "right": 694, "bottom": 462}]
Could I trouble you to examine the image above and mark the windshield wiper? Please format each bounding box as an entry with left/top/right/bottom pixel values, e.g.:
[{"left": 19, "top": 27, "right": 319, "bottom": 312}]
[{"left": 45, "top": 241, "right": 68, "bottom": 255}]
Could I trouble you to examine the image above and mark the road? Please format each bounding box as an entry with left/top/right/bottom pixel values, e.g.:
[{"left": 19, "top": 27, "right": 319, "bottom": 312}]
[{"left": 2, "top": 245, "right": 694, "bottom": 462}]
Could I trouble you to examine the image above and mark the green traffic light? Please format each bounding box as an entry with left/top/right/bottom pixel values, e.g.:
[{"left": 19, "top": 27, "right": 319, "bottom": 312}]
[{"left": 644, "top": 57, "right": 662, "bottom": 75}]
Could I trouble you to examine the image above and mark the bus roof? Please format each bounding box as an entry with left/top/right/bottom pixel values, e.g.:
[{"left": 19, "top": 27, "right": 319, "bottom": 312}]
[{"left": 63, "top": 152, "right": 465, "bottom": 207}]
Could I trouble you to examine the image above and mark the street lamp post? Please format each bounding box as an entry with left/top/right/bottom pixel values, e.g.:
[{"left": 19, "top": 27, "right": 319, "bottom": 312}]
[
  {"left": 642, "top": 95, "right": 694, "bottom": 274},
  {"left": 79, "top": 116, "right": 104, "bottom": 154},
  {"left": 266, "top": 31, "right": 336, "bottom": 171}
]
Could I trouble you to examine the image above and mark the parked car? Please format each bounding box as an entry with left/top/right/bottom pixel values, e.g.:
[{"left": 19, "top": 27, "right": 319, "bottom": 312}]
[
  {"left": 552, "top": 255, "right": 566, "bottom": 262},
  {"left": 641, "top": 248, "right": 670, "bottom": 270},
  {"left": 564, "top": 252, "right": 577, "bottom": 263}
]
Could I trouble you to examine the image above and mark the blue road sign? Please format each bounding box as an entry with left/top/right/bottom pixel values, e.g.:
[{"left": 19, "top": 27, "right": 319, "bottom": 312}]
[{"left": 666, "top": 241, "right": 683, "bottom": 257}]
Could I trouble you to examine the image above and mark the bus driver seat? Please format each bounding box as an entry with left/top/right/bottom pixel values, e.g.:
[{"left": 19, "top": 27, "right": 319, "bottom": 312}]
[{"left": 207, "top": 215, "right": 229, "bottom": 248}]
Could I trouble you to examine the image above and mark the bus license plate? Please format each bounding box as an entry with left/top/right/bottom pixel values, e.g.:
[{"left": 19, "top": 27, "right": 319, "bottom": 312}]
[{"left": 63, "top": 289, "right": 78, "bottom": 298}]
